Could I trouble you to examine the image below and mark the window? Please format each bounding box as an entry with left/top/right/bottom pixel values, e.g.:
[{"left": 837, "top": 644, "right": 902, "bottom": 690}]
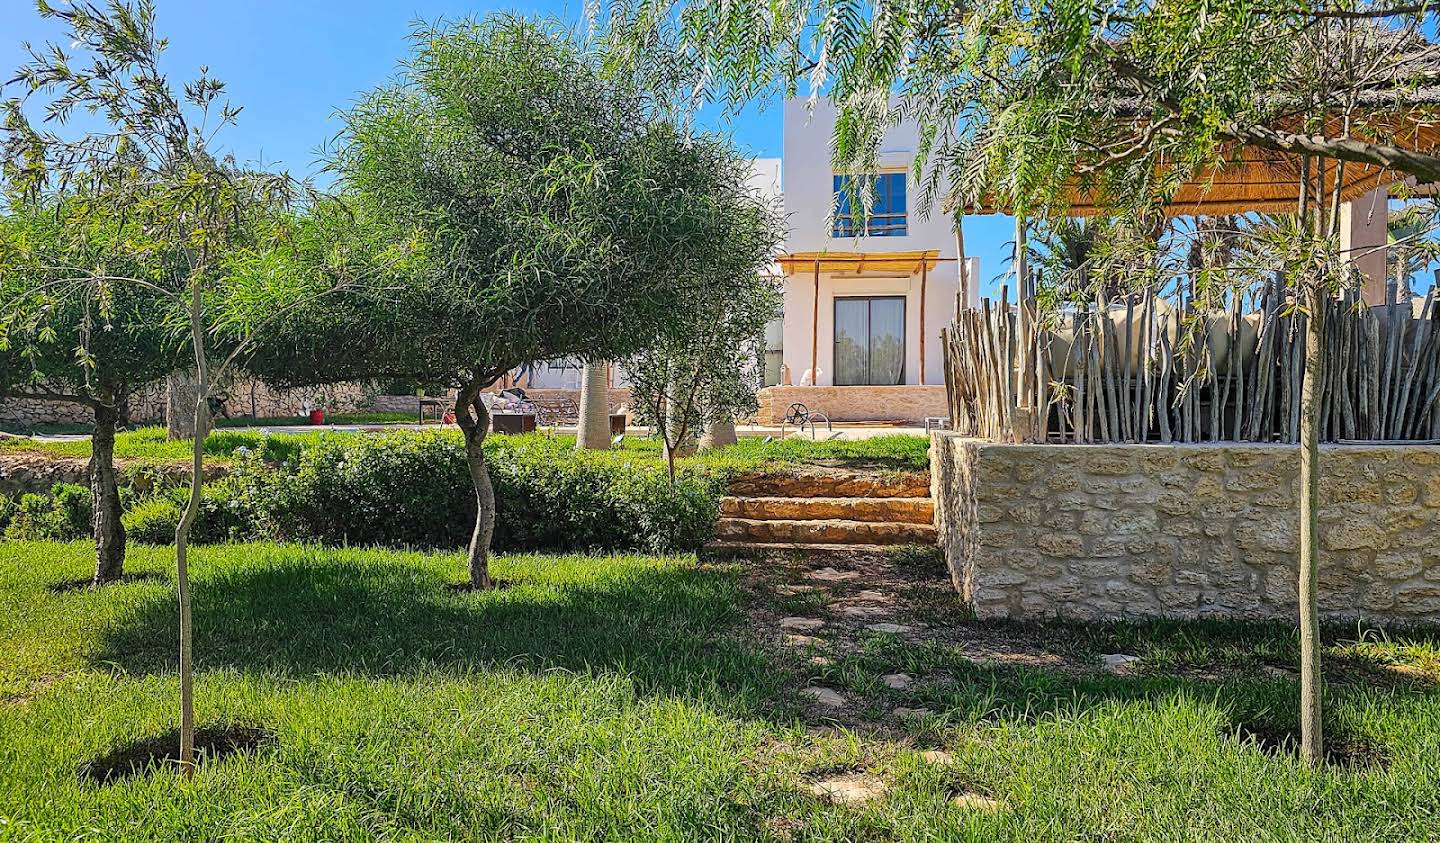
[
  {"left": 832, "top": 172, "right": 907, "bottom": 237},
  {"left": 834, "top": 296, "right": 906, "bottom": 385}
]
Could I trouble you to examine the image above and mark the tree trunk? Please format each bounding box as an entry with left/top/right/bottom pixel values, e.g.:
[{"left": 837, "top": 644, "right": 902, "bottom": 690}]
[
  {"left": 1298, "top": 280, "right": 1327, "bottom": 766},
  {"left": 576, "top": 362, "right": 611, "bottom": 450},
  {"left": 166, "top": 370, "right": 201, "bottom": 441},
  {"left": 89, "top": 395, "right": 125, "bottom": 586},
  {"left": 699, "top": 416, "right": 738, "bottom": 450},
  {"left": 174, "top": 279, "right": 210, "bottom": 778},
  {"left": 455, "top": 382, "right": 496, "bottom": 590}
]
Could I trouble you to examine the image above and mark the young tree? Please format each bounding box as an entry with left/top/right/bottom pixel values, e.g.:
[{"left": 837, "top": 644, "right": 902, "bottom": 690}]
[
  {"left": 626, "top": 276, "right": 781, "bottom": 478},
  {"left": 0, "top": 205, "right": 183, "bottom": 586},
  {"left": 241, "top": 16, "right": 779, "bottom": 589},
  {"left": 1, "top": 0, "right": 363, "bottom": 774},
  {"left": 601, "top": 0, "right": 1440, "bottom": 765}
]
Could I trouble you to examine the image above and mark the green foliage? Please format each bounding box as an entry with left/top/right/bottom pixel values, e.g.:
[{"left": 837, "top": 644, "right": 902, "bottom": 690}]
[
  {"left": 244, "top": 15, "right": 778, "bottom": 395},
  {"left": 4, "top": 484, "right": 91, "bottom": 541},
  {"left": 215, "top": 431, "right": 719, "bottom": 554},
  {"left": 121, "top": 483, "right": 249, "bottom": 546},
  {"left": 599, "top": 0, "right": 1440, "bottom": 219},
  {"left": 486, "top": 435, "right": 718, "bottom": 553},
  {"left": 625, "top": 276, "right": 782, "bottom": 458}
]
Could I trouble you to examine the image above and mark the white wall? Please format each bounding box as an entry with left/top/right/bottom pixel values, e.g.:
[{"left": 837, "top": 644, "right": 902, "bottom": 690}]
[{"left": 779, "top": 97, "right": 964, "bottom": 387}]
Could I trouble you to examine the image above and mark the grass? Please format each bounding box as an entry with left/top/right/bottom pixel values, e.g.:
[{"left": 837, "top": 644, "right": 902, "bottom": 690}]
[
  {"left": 4, "top": 540, "right": 1440, "bottom": 839},
  {"left": 0, "top": 426, "right": 933, "bottom": 472}
]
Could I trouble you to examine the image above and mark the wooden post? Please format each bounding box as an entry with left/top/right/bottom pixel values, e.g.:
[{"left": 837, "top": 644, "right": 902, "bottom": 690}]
[
  {"left": 811, "top": 258, "right": 821, "bottom": 385},
  {"left": 954, "top": 212, "right": 969, "bottom": 310},
  {"left": 919, "top": 257, "right": 929, "bottom": 385}
]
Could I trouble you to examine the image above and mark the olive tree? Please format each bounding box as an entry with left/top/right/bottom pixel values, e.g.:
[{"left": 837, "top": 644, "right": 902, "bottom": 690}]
[
  {"left": 0, "top": 0, "right": 369, "bottom": 774},
  {"left": 242, "top": 15, "right": 778, "bottom": 590},
  {"left": 0, "top": 205, "right": 183, "bottom": 586},
  {"left": 625, "top": 275, "right": 781, "bottom": 479}
]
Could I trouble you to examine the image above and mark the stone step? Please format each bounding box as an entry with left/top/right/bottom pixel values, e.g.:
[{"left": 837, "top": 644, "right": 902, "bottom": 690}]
[
  {"left": 702, "top": 541, "right": 900, "bottom": 559},
  {"left": 727, "top": 470, "right": 929, "bottom": 499},
  {"left": 719, "top": 495, "right": 934, "bottom": 525},
  {"left": 715, "top": 517, "right": 938, "bottom": 546}
]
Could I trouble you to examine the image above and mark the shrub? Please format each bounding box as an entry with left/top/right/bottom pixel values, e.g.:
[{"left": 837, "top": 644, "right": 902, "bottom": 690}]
[
  {"left": 5, "top": 483, "right": 92, "bottom": 541},
  {"left": 122, "top": 496, "right": 182, "bottom": 544},
  {"left": 126, "top": 469, "right": 267, "bottom": 546},
  {"left": 225, "top": 431, "right": 719, "bottom": 553},
  {"left": 250, "top": 430, "right": 472, "bottom": 548}
]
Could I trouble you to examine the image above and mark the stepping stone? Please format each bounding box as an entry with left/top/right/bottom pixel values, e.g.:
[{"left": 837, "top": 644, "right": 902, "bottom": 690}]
[
  {"left": 881, "top": 673, "right": 914, "bottom": 691},
  {"left": 802, "top": 686, "right": 847, "bottom": 708},
  {"left": 951, "top": 791, "right": 1003, "bottom": 813},
  {"left": 1101, "top": 653, "right": 1141, "bottom": 673},
  {"left": 807, "top": 655, "right": 833, "bottom": 667},
  {"left": 867, "top": 622, "right": 913, "bottom": 634},
  {"left": 919, "top": 749, "right": 954, "bottom": 765},
  {"left": 784, "top": 634, "right": 823, "bottom": 647},
  {"left": 807, "top": 773, "right": 888, "bottom": 806},
  {"left": 893, "top": 706, "right": 934, "bottom": 720},
  {"left": 1262, "top": 664, "right": 1298, "bottom": 679},
  {"left": 777, "top": 584, "right": 821, "bottom": 596},
  {"left": 807, "top": 567, "right": 860, "bottom": 582},
  {"left": 837, "top": 604, "right": 888, "bottom": 619},
  {"left": 781, "top": 617, "right": 826, "bottom": 632},
  {"left": 853, "top": 589, "right": 894, "bottom": 603}
]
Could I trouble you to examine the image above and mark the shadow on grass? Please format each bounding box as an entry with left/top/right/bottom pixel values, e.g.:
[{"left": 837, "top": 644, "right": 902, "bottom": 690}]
[
  {"left": 93, "top": 551, "right": 785, "bottom": 718},
  {"left": 49, "top": 571, "right": 170, "bottom": 594},
  {"left": 80, "top": 725, "right": 270, "bottom": 785}
]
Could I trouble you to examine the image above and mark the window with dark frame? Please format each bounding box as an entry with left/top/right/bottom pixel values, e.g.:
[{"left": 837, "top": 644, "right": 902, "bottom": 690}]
[
  {"left": 833, "top": 296, "right": 906, "bottom": 386},
  {"left": 832, "top": 172, "right": 907, "bottom": 237}
]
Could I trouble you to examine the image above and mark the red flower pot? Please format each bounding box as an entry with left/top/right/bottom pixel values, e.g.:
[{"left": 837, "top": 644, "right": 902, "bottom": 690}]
[{"left": 308, "top": 408, "right": 326, "bottom": 425}]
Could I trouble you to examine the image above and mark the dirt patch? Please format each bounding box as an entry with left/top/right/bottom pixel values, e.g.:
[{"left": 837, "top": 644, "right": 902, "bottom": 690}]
[
  {"left": 80, "top": 725, "right": 271, "bottom": 785},
  {"left": 1232, "top": 722, "right": 1390, "bottom": 770},
  {"left": 48, "top": 572, "right": 169, "bottom": 594}
]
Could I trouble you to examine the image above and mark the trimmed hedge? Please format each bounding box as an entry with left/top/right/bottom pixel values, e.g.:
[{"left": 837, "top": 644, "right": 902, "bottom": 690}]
[
  {"left": 112, "top": 432, "right": 721, "bottom": 554},
  {"left": 12, "top": 433, "right": 724, "bottom": 553}
]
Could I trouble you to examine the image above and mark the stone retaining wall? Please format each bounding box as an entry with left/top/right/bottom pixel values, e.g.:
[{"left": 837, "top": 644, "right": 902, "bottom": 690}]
[
  {"left": 756, "top": 385, "right": 947, "bottom": 425},
  {"left": 931, "top": 433, "right": 1440, "bottom": 624},
  {"left": 0, "top": 454, "right": 227, "bottom": 496}
]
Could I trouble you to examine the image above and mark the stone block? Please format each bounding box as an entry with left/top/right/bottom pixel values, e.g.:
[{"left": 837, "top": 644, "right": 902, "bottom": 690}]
[
  {"left": 1323, "top": 517, "right": 1388, "bottom": 552},
  {"left": 1085, "top": 453, "right": 1136, "bottom": 476},
  {"left": 1374, "top": 551, "right": 1425, "bottom": 581},
  {"left": 1234, "top": 518, "right": 1298, "bottom": 553},
  {"left": 1035, "top": 532, "right": 1084, "bottom": 557}
]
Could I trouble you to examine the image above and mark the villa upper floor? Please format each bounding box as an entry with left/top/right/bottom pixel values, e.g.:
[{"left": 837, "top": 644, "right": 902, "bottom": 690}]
[{"left": 779, "top": 97, "right": 958, "bottom": 260}]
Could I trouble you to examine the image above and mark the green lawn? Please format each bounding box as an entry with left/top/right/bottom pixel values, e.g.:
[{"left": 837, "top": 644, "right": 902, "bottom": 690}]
[
  {"left": 3, "top": 541, "right": 1440, "bottom": 840},
  {"left": 0, "top": 426, "right": 933, "bottom": 472}
]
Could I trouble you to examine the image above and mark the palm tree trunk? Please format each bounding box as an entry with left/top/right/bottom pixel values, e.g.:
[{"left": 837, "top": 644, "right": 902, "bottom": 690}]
[
  {"left": 166, "top": 370, "right": 200, "bottom": 441},
  {"left": 1299, "top": 279, "right": 1327, "bottom": 766},
  {"left": 455, "top": 381, "right": 496, "bottom": 589},
  {"left": 89, "top": 394, "right": 125, "bottom": 586},
  {"left": 699, "top": 416, "right": 738, "bottom": 450},
  {"left": 576, "top": 362, "right": 611, "bottom": 450}
]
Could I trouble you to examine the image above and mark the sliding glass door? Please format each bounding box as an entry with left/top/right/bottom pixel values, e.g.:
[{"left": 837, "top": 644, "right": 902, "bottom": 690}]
[{"left": 833, "top": 296, "right": 906, "bottom": 385}]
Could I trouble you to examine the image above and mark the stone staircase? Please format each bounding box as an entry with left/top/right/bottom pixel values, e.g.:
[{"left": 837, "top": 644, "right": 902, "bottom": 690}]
[{"left": 711, "top": 469, "right": 937, "bottom": 551}]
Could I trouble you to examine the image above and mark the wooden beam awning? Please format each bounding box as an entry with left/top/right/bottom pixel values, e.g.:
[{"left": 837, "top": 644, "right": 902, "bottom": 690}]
[
  {"left": 777, "top": 250, "right": 940, "bottom": 275},
  {"left": 964, "top": 120, "right": 1440, "bottom": 217}
]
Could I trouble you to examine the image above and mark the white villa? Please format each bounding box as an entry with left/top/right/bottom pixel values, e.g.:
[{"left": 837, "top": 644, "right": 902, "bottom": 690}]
[{"left": 753, "top": 97, "right": 978, "bottom": 425}]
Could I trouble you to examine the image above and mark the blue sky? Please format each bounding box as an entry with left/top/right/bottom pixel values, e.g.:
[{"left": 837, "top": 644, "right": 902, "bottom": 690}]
[{"left": 0, "top": 0, "right": 1015, "bottom": 287}]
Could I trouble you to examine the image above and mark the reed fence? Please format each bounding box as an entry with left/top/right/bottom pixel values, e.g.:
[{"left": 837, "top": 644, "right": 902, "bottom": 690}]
[{"left": 942, "top": 280, "right": 1440, "bottom": 444}]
